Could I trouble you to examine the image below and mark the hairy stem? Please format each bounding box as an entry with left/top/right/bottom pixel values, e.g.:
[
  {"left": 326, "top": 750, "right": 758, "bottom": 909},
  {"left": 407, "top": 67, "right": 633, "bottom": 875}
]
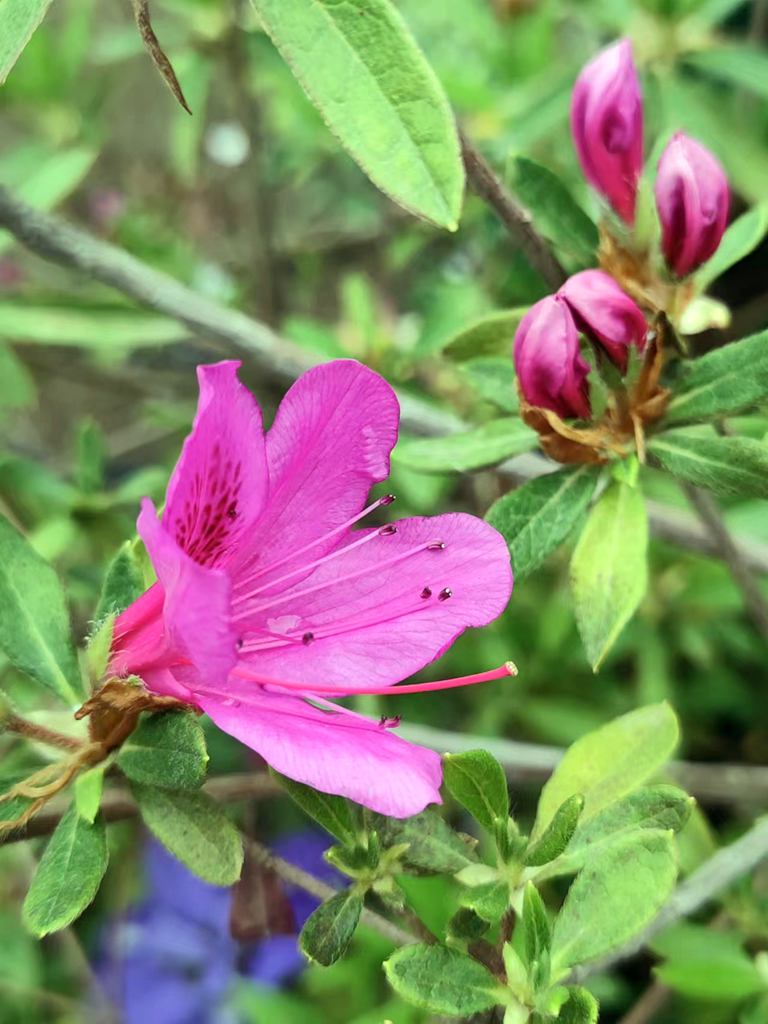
[{"left": 4, "top": 713, "right": 83, "bottom": 752}]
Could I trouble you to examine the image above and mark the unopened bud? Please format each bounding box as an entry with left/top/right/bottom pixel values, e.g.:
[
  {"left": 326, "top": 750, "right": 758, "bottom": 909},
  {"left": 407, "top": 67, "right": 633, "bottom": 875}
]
[{"left": 559, "top": 269, "right": 648, "bottom": 373}]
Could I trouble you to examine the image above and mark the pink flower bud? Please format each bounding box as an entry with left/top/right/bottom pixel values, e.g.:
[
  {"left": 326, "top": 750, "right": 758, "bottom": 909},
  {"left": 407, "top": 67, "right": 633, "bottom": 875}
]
[
  {"left": 654, "top": 133, "right": 729, "bottom": 278},
  {"left": 571, "top": 39, "right": 643, "bottom": 225},
  {"left": 513, "top": 296, "right": 591, "bottom": 419},
  {"left": 558, "top": 270, "right": 647, "bottom": 373}
]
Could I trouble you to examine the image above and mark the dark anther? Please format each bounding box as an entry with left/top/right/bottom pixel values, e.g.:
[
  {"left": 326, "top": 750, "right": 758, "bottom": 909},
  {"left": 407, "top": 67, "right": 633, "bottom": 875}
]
[
  {"left": 302, "top": 632, "right": 315, "bottom": 645},
  {"left": 427, "top": 541, "right": 446, "bottom": 551},
  {"left": 381, "top": 494, "right": 396, "bottom": 505},
  {"left": 378, "top": 714, "right": 401, "bottom": 729},
  {"left": 438, "top": 588, "right": 453, "bottom": 602},
  {"left": 227, "top": 503, "right": 238, "bottom": 519},
  {"left": 420, "top": 586, "right": 432, "bottom": 599},
  {"left": 236, "top": 637, "right": 244, "bottom": 650},
  {"left": 379, "top": 524, "right": 398, "bottom": 536}
]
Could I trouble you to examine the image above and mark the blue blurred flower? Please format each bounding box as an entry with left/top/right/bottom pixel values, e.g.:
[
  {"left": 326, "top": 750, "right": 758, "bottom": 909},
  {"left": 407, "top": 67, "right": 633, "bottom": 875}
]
[{"left": 95, "top": 831, "right": 336, "bottom": 1024}]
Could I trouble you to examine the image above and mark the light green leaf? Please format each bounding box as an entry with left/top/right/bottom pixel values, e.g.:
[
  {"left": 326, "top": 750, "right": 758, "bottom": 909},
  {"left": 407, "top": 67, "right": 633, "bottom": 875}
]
[
  {"left": 373, "top": 808, "right": 476, "bottom": 874},
  {"left": 95, "top": 542, "right": 146, "bottom": 622},
  {"left": 558, "top": 986, "right": 599, "bottom": 1023},
  {"left": 273, "top": 771, "right": 357, "bottom": 844},
  {"left": 299, "top": 888, "right": 362, "bottom": 966},
  {"left": 697, "top": 205, "right": 768, "bottom": 290},
  {"left": 443, "top": 309, "right": 528, "bottom": 361},
  {"left": 656, "top": 956, "right": 766, "bottom": 1001},
  {"left": 0, "top": 305, "right": 185, "bottom": 348},
  {"left": 649, "top": 431, "right": 768, "bottom": 498},
  {"left": 0, "top": 344, "right": 36, "bottom": 419},
  {"left": 550, "top": 830, "right": 678, "bottom": 971},
  {"left": 570, "top": 479, "right": 648, "bottom": 670},
  {"left": 22, "top": 804, "right": 108, "bottom": 936},
  {"left": 459, "top": 357, "right": 518, "bottom": 413},
  {"left": 677, "top": 295, "right": 731, "bottom": 335},
  {"left": 0, "top": 513, "right": 83, "bottom": 705},
  {"left": 251, "top": 0, "right": 464, "bottom": 228},
  {"left": 521, "top": 881, "right": 551, "bottom": 969},
  {"left": 131, "top": 784, "right": 243, "bottom": 885},
  {"left": 665, "top": 329, "right": 768, "bottom": 423},
  {"left": 0, "top": 0, "right": 54, "bottom": 84},
  {"left": 460, "top": 880, "right": 509, "bottom": 924},
  {"left": 394, "top": 418, "right": 537, "bottom": 474},
  {"left": 74, "top": 765, "right": 106, "bottom": 825},
  {"left": 532, "top": 703, "right": 680, "bottom": 840},
  {"left": 384, "top": 944, "right": 502, "bottom": 1015},
  {"left": 118, "top": 713, "right": 208, "bottom": 789},
  {"left": 685, "top": 46, "right": 768, "bottom": 100},
  {"left": 487, "top": 467, "right": 599, "bottom": 579},
  {"left": 510, "top": 157, "right": 598, "bottom": 272},
  {"left": 442, "top": 749, "right": 508, "bottom": 832}
]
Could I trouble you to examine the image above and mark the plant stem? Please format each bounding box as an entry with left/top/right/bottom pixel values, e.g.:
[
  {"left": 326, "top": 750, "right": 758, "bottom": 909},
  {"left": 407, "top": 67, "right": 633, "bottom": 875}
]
[
  {"left": 616, "top": 982, "right": 671, "bottom": 1024},
  {"left": 4, "top": 713, "right": 83, "bottom": 752}
]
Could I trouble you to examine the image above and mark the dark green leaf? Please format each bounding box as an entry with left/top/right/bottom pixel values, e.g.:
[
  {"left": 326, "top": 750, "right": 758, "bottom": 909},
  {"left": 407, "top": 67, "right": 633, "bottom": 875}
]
[
  {"left": 570, "top": 479, "right": 648, "bottom": 670},
  {"left": 525, "top": 795, "right": 584, "bottom": 866},
  {"left": 95, "top": 542, "right": 146, "bottom": 621},
  {"left": 487, "top": 467, "right": 599, "bottom": 579},
  {"left": 697, "top": 205, "right": 768, "bottom": 289},
  {"left": 0, "top": 0, "right": 55, "bottom": 84},
  {"left": 394, "top": 418, "right": 537, "bottom": 474},
  {"left": 251, "top": 0, "right": 464, "bottom": 229},
  {"left": 649, "top": 432, "right": 768, "bottom": 498},
  {"left": 558, "top": 986, "right": 599, "bottom": 1023},
  {"left": 532, "top": 703, "right": 680, "bottom": 840},
  {"left": 550, "top": 830, "right": 678, "bottom": 971},
  {"left": 0, "top": 513, "right": 83, "bottom": 705},
  {"left": 373, "top": 808, "right": 476, "bottom": 874},
  {"left": 384, "top": 943, "right": 502, "bottom": 1015},
  {"left": 131, "top": 784, "right": 243, "bottom": 884},
  {"left": 443, "top": 310, "right": 527, "bottom": 361},
  {"left": 510, "top": 157, "right": 598, "bottom": 272},
  {"left": 442, "top": 749, "right": 508, "bottom": 832},
  {"left": 118, "top": 712, "right": 208, "bottom": 789},
  {"left": 273, "top": 772, "right": 357, "bottom": 844},
  {"left": 665, "top": 329, "right": 768, "bottom": 423},
  {"left": 447, "top": 906, "right": 490, "bottom": 941},
  {"left": 22, "top": 804, "right": 108, "bottom": 936},
  {"left": 299, "top": 888, "right": 362, "bottom": 966},
  {"left": 461, "top": 879, "right": 509, "bottom": 923}
]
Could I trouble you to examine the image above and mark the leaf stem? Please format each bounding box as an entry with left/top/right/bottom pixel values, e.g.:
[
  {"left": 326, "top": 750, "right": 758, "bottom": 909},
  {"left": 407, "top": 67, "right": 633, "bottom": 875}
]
[{"left": 4, "top": 713, "right": 83, "bottom": 752}]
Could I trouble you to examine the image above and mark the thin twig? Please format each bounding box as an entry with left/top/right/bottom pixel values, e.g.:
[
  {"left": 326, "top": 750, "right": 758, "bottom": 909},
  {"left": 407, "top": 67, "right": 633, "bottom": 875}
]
[
  {"left": 616, "top": 981, "right": 672, "bottom": 1024},
  {"left": 5, "top": 713, "right": 84, "bottom": 752},
  {"left": 458, "top": 128, "right": 567, "bottom": 290},
  {"left": 682, "top": 483, "right": 768, "bottom": 641},
  {"left": 0, "top": 185, "right": 766, "bottom": 573}
]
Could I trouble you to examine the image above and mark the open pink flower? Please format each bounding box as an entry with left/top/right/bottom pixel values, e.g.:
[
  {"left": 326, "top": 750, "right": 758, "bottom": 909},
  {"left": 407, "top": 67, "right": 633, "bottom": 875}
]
[{"left": 111, "top": 361, "right": 513, "bottom": 817}]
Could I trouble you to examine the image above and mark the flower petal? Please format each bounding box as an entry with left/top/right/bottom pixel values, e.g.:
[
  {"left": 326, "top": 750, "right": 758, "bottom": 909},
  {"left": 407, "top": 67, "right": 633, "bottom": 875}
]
[
  {"left": 196, "top": 685, "right": 442, "bottom": 817},
  {"left": 163, "top": 361, "right": 268, "bottom": 568},
  {"left": 235, "top": 513, "right": 513, "bottom": 691},
  {"left": 137, "top": 499, "right": 238, "bottom": 695}
]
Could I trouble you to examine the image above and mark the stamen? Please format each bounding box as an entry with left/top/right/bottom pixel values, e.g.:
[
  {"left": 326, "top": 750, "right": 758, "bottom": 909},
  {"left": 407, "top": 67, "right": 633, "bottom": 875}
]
[
  {"left": 302, "top": 632, "right": 314, "bottom": 645},
  {"left": 420, "top": 587, "right": 432, "bottom": 599},
  {"left": 229, "top": 661, "right": 517, "bottom": 696},
  {"left": 438, "top": 587, "right": 453, "bottom": 602}
]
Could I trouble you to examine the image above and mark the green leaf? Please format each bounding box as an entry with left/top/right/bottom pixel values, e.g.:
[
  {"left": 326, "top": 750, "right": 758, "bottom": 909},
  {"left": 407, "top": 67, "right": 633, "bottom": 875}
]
[
  {"left": 95, "top": 542, "right": 146, "bottom": 621},
  {"left": 74, "top": 765, "right": 106, "bottom": 825},
  {"left": 118, "top": 713, "right": 208, "bottom": 789},
  {"left": 461, "top": 879, "right": 509, "bottom": 923},
  {"left": 131, "top": 784, "right": 243, "bottom": 885},
  {"left": 550, "top": 830, "right": 678, "bottom": 971},
  {"left": 532, "top": 703, "right": 680, "bottom": 840},
  {"left": 524, "top": 795, "right": 584, "bottom": 867},
  {"left": 251, "top": 0, "right": 463, "bottom": 229},
  {"left": 22, "top": 804, "right": 108, "bottom": 937},
  {"left": 510, "top": 157, "right": 598, "bottom": 272},
  {"left": 570, "top": 479, "right": 648, "bottom": 671},
  {"left": 541, "top": 785, "right": 693, "bottom": 877},
  {"left": 273, "top": 771, "right": 357, "bottom": 845},
  {"left": 447, "top": 906, "right": 490, "bottom": 942},
  {"left": 443, "top": 310, "right": 527, "bottom": 361},
  {"left": 373, "top": 808, "right": 476, "bottom": 874},
  {"left": 394, "top": 418, "right": 537, "bottom": 474},
  {"left": 0, "top": 513, "right": 83, "bottom": 705},
  {"left": 487, "top": 467, "right": 599, "bottom": 580},
  {"left": 685, "top": 46, "right": 768, "bottom": 101},
  {"left": 459, "top": 357, "right": 518, "bottom": 413},
  {"left": 522, "top": 882, "right": 551, "bottom": 968},
  {"left": 442, "top": 749, "right": 508, "bottom": 832},
  {"left": 665, "top": 330, "right": 768, "bottom": 423},
  {"left": 299, "top": 888, "right": 362, "bottom": 966},
  {"left": 558, "top": 986, "right": 599, "bottom": 1023},
  {"left": 656, "top": 955, "right": 765, "bottom": 1001},
  {"left": 75, "top": 419, "right": 105, "bottom": 495},
  {"left": 648, "top": 432, "right": 768, "bottom": 498},
  {"left": 384, "top": 944, "right": 502, "bottom": 1015},
  {"left": 0, "top": 0, "right": 54, "bottom": 84},
  {"left": 0, "top": 304, "right": 184, "bottom": 348},
  {"left": 697, "top": 205, "right": 768, "bottom": 290}
]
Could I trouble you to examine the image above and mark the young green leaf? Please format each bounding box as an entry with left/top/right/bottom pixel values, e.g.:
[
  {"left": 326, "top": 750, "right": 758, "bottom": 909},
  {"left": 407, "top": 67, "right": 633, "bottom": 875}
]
[
  {"left": 558, "top": 986, "right": 599, "bottom": 1023},
  {"left": 550, "top": 830, "right": 678, "bottom": 972},
  {"left": 272, "top": 771, "right": 357, "bottom": 845},
  {"left": 0, "top": 0, "right": 55, "bottom": 84},
  {"left": 373, "top": 808, "right": 477, "bottom": 874},
  {"left": 442, "top": 749, "right": 509, "bottom": 832},
  {"left": 510, "top": 157, "right": 598, "bottom": 272},
  {"left": 521, "top": 882, "right": 551, "bottom": 969},
  {"left": 384, "top": 944, "right": 502, "bottom": 1015},
  {"left": 22, "top": 804, "right": 108, "bottom": 937},
  {"left": 131, "top": 784, "right": 243, "bottom": 885},
  {"left": 250, "top": 0, "right": 464, "bottom": 229},
  {"left": 299, "top": 888, "right": 362, "bottom": 966},
  {"left": 0, "top": 513, "right": 83, "bottom": 706},
  {"left": 532, "top": 703, "right": 679, "bottom": 840},
  {"left": 649, "top": 432, "right": 768, "bottom": 498},
  {"left": 118, "top": 712, "right": 208, "bottom": 789},
  {"left": 394, "top": 418, "right": 537, "bottom": 473},
  {"left": 664, "top": 328, "right": 768, "bottom": 424},
  {"left": 570, "top": 479, "right": 648, "bottom": 670},
  {"left": 443, "top": 310, "right": 528, "bottom": 361},
  {"left": 524, "top": 794, "right": 584, "bottom": 866},
  {"left": 95, "top": 542, "right": 146, "bottom": 621},
  {"left": 696, "top": 204, "right": 768, "bottom": 290},
  {"left": 74, "top": 765, "right": 106, "bottom": 825},
  {"left": 487, "top": 467, "right": 599, "bottom": 580}
]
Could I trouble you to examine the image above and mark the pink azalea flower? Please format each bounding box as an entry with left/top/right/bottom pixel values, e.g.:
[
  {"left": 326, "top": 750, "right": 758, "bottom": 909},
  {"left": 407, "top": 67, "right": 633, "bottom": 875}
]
[{"left": 111, "top": 361, "right": 513, "bottom": 817}]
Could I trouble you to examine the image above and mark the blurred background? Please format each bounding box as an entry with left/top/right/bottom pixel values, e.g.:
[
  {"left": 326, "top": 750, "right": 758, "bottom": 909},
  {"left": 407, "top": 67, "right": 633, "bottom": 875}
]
[{"left": 0, "top": 0, "right": 767, "bottom": 1020}]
